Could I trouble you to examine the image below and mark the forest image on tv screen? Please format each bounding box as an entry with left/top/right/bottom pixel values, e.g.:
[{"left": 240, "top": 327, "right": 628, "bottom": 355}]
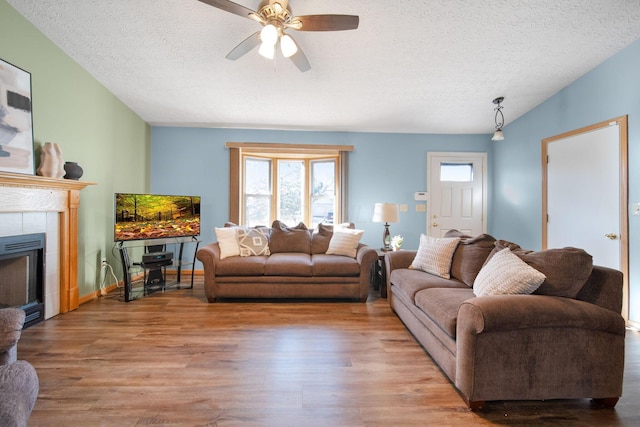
[{"left": 115, "top": 194, "right": 200, "bottom": 241}]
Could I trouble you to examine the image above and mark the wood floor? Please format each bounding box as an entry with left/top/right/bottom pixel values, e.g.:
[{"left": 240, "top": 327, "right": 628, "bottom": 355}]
[{"left": 18, "top": 278, "right": 640, "bottom": 426}]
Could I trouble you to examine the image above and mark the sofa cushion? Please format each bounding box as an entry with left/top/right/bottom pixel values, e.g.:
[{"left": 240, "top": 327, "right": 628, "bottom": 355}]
[
  {"left": 326, "top": 227, "right": 364, "bottom": 258},
  {"left": 489, "top": 240, "right": 593, "bottom": 298},
  {"left": 473, "top": 248, "right": 546, "bottom": 297},
  {"left": 390, "top": 268, "right": 468, "bottom": 302},
  {"left": 237, "top": 227, "right": 270, "bottom": 257},
  {"left": 215, "top": 227, "right": 241, "bottom": 259},
  {"left": 311, "top": 223, "right": 334, "bottom": 254},
  {"left": 216, "top": 255, "right": 267, "bottom": 276},
  {"left": 311, "top": 254, "right": 361, "bottom": 276},
  {"left": 410, "top": 234, "right": 461, "bottom": 279},
  {"left": 269, "top": 221, "right": 311, "bottom": 254},
  {"left": 264, "top": 253, "right": 313, "bottom": 276},
  {"left": 444, "top": 230, "right": 496, "bottom": 287},
  {"left": 414, "top": 288, "right": 475, "bottom": 338}
]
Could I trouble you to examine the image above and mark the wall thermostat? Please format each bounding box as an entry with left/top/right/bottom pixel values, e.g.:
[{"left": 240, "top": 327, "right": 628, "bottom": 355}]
[{"left": 414, "top": 191, "right": 428, "bottom": 201}]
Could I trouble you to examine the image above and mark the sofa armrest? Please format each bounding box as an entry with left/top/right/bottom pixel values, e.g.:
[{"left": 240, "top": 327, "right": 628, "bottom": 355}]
[
  {"left": 456, "top": 295, "right": 626, "bottom": 403},
  {"left": 458, "top": 294, "right": 625, "bottom": 335},
  {"left": 576, "top": 265, "right": 624, "bottom": 314},
  {"left": 385, "top": 250, "right": 416, "bottom": 273},
  {"left": 384, "top": 250, "right": 417, "bottom": 307},
  {"left": 356, "top": 245, "right": 378, "bottom": 302},
  {"left": 0, "top": 308, "right": 25, "bottom": 365},
  {"left": 196, "top": 243, "right": 221, "bottom": 302}
]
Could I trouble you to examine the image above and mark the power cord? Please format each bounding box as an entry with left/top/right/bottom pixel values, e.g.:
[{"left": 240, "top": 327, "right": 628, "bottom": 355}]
[{"left": 100, "top": 260, "right": 120, "bottom": 296}]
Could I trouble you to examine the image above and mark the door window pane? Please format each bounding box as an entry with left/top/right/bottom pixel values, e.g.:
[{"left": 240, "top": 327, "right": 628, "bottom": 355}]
[{"left": 440, "top": 163, "right": 473, "bottom": 182}]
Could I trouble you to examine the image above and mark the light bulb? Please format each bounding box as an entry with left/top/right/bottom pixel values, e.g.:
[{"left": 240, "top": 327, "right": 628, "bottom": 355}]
[
  {"left": 260, "top": 24, "right": 278, "bottom": 46},
  {"left": 280, "top": 34, "right": 298, "bottom": 58},
  {"left": 258, "top": 42, "right": 275, "bottom": 59}
]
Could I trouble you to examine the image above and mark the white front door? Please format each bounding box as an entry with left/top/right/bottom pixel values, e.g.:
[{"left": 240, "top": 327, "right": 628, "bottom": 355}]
[
  {"left": 543, "top": 116, "right": 628, "bottom": 320},
  {"left": 427, "top": 153, "right": 487, "bottom": 237}
]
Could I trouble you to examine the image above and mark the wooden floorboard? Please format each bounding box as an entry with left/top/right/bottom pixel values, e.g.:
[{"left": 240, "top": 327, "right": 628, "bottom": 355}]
[{"left": 18, "top": 278, "right": 640, "bottom": 426}]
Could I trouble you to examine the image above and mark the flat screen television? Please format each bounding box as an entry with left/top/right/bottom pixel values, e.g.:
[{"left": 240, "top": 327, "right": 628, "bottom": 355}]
[{"left": 114, "top": 193, "right": 201, "bottom": 242}]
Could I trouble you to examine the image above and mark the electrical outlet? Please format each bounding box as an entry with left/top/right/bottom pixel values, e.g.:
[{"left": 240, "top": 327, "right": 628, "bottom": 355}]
[
  {"left": 633, "top": 203, "right": 640, "bottom": 216},
  {"left": 101, "top": 259, "right": 109, "bottom": 267}
]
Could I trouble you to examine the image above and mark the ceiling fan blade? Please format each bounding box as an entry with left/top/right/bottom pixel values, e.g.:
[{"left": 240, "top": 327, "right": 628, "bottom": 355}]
[
  {"left": 197, "top": 0, "right": 256, "bottom": 19},
  {"left": 289, "top": 44, "right": 311, "bottom": 72},
  {"left": 225, "top": 32, "right": 261, "bottom": 60},
  {"left": 294, "top": 15, "right": 359, "bottom": 31}
]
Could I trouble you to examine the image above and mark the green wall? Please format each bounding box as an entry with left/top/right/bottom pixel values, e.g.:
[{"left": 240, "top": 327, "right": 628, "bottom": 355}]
[{"left": 0, "top": 0, "right": 150, "bottom": 298}]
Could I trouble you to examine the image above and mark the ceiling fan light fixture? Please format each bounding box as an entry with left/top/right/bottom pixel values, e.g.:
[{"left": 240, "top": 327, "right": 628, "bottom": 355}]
[
  {"left": 248, "top": 12, "right": 264, "bottom": 23},
  {"left": 258, "top": 42, "right": 275, "bottom": 59},
  {"left": 260, "top": 24, "right": 278, "bottom": 46},
  {"left": 280, "top": 34, "right": 298, "bottom": 58},
  {"left": 286, "top": 18, "right": 303, "bottom": 30}
]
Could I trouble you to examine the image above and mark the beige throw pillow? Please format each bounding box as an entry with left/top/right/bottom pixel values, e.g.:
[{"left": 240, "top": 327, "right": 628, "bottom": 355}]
[
  {"left": 473, "top": 248, "right": 546, "bottom": 297},
  {"left": 410, "top": 234, "right": 461, "bottom": 279},
  {"left": 326, "top": 228, "right": 364, "bottom": 258},
  {"left": 215, "top": 227, "right": 240, "bottom": 259}
]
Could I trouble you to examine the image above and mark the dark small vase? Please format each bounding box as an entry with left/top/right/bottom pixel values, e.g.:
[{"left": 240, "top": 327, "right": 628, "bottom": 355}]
[{"left": 63, "top": 161, "right": 83, "bottom": 180}]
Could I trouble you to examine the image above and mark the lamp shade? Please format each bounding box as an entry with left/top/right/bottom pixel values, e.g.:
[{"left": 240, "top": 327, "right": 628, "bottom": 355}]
[
  {"left": 372, "top": 203, "right": 399, "bottom": 223},
  {"left": 258, "top": 42, "right": 275, "bottom": 59},
  {"left": 280, "top": 34, "right": 298, "bottom": 58},
  {"left": 491, "top": 129, "right": 504, "bottom": 141},
  {"left": 260, "top": 24, "right": 278, "bottom": 46}
]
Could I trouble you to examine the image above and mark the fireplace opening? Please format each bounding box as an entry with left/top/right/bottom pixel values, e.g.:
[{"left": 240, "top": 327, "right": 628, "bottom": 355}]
[{"left": 0, "top": 233, "right": 45, "bottom": 328}]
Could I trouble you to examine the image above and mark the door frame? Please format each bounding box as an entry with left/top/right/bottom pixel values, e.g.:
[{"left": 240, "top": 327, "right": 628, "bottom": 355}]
[
  {"left": 427, "top": 152, "right": 488, "bottom": 237},
  {"left": 541, "top": 115, "right": 628, "bottom": 320}
]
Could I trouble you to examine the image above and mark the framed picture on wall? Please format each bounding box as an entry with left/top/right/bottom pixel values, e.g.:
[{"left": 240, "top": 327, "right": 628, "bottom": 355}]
[{"left": 0, "top": 58, "right": 35, "bottom": 175}]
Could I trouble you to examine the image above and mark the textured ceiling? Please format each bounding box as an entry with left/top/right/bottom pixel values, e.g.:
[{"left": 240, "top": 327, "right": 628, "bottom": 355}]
[{"left": 7, "top": 0, "right": 640, "bottom": 134}]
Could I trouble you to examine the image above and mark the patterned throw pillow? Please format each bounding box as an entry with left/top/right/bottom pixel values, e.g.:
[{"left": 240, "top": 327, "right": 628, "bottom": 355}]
[
  {"left": 326, "top": 227, "right": 364, "bottom": 258},
  {"left": 410, "top": 234, "right": 461, "bottom": 279},
  {"left": 215, "top": 227, "right": 240, "bottom": 259},
  {"left": 473, "top": 248, "right": 546, "bottom": 297},
  {"left": 236, "top": 227, "right": 270, "bottom": 257}
]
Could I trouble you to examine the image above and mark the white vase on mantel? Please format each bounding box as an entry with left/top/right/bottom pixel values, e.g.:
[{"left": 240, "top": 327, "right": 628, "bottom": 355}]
[{"left": 36, "top": 142, "right": 65, "bottom": 178}]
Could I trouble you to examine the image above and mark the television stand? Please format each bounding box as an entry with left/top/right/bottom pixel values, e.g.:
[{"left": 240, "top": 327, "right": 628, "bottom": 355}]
[{"left": 118, "top": 237, "right": 200, "bottom": 302}]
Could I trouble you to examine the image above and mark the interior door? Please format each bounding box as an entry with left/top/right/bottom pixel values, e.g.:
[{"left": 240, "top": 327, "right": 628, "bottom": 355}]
[
  {"left": 427, "top": 153, "right": 487, "bottom": 237},
  {"left": 542, "top": 116, "right": 628, "bottom": 319}
]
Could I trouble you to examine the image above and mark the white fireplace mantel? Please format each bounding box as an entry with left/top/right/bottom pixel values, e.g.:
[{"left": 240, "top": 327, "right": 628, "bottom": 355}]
[{"left": 0, "top": 171, "right": 94, "bottom": 314}]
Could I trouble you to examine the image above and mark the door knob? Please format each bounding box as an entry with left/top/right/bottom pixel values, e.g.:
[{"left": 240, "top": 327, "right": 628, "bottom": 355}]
[
  {"left": 604, "top": 233, "right": 618, "bottom": 240},
  {"left": 432, "top": 222, "right": 438, "bottom": 227}
]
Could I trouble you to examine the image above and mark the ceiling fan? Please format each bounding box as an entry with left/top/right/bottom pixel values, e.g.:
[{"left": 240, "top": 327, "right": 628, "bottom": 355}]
[{"left": 198, "top": 0, "right": 359, "bottom": 72}]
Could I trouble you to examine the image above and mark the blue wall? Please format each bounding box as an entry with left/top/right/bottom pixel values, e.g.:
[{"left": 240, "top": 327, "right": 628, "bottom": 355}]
[
  {"left": 150, "top": 127, "right": 491, "bottom": 254},
  {"left": 151, "top": 37, "right": 640, "bottom": 323},
  {"left": 492, "top": 38, "right": 640, "bottom": 322}
]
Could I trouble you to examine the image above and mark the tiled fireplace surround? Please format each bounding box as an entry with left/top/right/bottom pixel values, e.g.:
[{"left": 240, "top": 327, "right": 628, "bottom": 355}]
[{"left": 0, "top": 172, "right": 92, "bottom": 319}]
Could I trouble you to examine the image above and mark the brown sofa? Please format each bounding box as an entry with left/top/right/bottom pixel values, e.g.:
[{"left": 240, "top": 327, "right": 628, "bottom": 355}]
[
  {"left": 385, "top": 230, "right": 626, "bottom": 410},
  {"left": 197, "top": 221, "right": 377, "bottom": 302}
]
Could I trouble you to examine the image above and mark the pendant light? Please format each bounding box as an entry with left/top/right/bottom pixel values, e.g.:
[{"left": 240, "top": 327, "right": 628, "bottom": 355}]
[{"left": 491, "top": 97, "right": 505, "bottom": 141}]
